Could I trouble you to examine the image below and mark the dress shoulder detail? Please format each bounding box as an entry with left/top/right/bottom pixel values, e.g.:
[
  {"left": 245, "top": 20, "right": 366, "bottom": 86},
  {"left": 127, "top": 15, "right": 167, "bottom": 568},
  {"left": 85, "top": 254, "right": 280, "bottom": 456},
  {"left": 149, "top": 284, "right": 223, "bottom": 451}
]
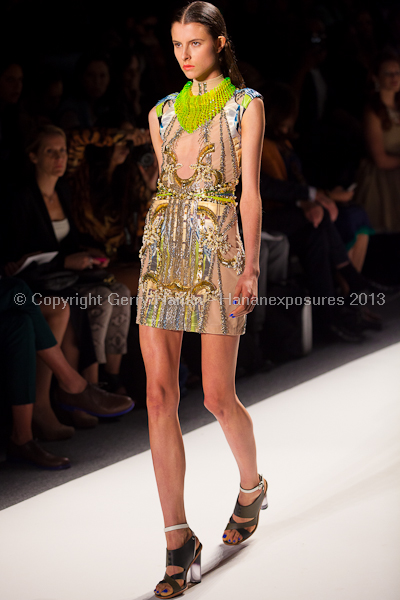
[
  {"left": 234, "top": 88, "right": 263, "bottom": 110},
  {"left": 155, "top": 92, "right": 179, "bottom": 118}
]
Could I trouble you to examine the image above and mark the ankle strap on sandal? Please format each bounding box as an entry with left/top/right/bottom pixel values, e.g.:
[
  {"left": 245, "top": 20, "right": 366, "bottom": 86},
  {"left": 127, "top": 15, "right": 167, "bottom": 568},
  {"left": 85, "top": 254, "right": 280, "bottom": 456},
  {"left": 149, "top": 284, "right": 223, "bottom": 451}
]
[
  {"left": 164, "top": 523, "right": 189, "bottom": 533},
  {"left": 240, "top": 474, "right": 264, "bottom": 494}
]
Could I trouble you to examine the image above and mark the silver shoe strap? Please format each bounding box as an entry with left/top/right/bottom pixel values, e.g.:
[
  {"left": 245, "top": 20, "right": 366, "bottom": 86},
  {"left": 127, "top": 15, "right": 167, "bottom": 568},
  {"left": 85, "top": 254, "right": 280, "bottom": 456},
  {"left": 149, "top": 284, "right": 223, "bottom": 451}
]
[
  {"left": 240, "top": 475, "right": 263, "bottom": 494},
  {"left": 164, "top": 523, "right": 189, "bottom": 533}
]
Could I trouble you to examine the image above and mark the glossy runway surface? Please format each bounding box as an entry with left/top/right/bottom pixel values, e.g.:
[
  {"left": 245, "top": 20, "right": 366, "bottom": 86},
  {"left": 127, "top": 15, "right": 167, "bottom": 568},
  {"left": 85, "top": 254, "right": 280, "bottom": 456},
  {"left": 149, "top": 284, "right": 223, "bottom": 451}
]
[{"left": 1, "top": 343, "right": 399, "bottom": 600}]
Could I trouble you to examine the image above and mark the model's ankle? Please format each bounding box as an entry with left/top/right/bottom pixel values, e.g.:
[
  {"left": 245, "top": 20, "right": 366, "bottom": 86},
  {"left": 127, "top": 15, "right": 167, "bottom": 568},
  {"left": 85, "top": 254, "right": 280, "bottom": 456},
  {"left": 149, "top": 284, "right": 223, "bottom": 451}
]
[{"left": 165, "top": 527, "right": 191, "bottom": 550}]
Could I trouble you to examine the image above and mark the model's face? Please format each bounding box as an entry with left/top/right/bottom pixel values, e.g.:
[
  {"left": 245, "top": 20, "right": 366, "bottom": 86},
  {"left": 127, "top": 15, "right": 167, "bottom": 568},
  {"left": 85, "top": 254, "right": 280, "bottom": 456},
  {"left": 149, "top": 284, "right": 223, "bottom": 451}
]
[
  {"left": 0, "top": 64, "right": 23, "bottom": 104},
  {"left": 171, "top": 22, "right": 225, "bottom": 81},
  {"left": 377, "top": 60, "right": 400, "bottom": 93},
  {"left": 30, "top": 134, "right": 67, "bottom": 178}
]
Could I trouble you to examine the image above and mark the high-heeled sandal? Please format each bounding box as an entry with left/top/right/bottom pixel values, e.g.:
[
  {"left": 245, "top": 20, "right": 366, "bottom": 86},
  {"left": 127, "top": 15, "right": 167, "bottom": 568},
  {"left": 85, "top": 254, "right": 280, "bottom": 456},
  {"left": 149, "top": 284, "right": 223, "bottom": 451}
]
[
  {"left": 154, "top": 523, "right": 202, "bottom": 599},
  {"left": 223, "top": 474, "right": 268, "bottom": 545}
]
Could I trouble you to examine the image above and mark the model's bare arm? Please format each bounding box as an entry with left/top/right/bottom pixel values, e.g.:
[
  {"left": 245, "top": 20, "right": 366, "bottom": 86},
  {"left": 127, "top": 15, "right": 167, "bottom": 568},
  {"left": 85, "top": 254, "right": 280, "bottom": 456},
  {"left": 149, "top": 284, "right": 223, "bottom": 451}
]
[
  {"left": 232, "top": 97, "right": 264, "bottom": 317},
  {"left": 149, "top": 107, "right": 163, "bottom": 176}
]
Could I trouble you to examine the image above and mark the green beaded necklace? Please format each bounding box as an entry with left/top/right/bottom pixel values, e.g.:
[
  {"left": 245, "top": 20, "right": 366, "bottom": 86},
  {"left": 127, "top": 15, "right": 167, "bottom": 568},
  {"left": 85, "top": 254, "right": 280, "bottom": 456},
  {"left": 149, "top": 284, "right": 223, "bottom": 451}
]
[{"left": 175, "top": 76, "right": 236, "bottom": 134}]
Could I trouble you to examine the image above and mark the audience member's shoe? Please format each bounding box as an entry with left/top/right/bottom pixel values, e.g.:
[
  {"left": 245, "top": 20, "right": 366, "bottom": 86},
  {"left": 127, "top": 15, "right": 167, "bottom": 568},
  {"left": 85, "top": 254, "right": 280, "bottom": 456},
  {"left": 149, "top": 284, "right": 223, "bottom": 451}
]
[
  {"left": 365, "top": 279, "right": 400, "bottom": 294},
  {"left": 329, "top": 320, "right": 365, "bottom": 343},
  {"left": 32, "top": 407, "right": 75, "bottom": 441},
  {"left": 359, "top": 308, "right": 383, "bottom": 331},
  {"left": 101, "top": 371, "right": 127, "bottom": 395},
  {"left": 71, "top": 410, "right": 99, "bottom": 429},
  {"left": 6, "top": 439, "right": 70, "bottom": 470},
  {"left": 55, "top": 384, "right": 134, "bottom": 417},
  {"left": 329, "top": 306, "right": 365, "bottom": 343}
]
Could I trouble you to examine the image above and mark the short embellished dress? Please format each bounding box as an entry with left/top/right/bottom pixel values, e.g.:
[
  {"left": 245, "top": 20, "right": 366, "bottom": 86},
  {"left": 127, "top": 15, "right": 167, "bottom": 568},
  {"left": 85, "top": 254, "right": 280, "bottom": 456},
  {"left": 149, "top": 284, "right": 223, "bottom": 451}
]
[{"left": 136, "top": 83, "right": 262, "bottom": 335}]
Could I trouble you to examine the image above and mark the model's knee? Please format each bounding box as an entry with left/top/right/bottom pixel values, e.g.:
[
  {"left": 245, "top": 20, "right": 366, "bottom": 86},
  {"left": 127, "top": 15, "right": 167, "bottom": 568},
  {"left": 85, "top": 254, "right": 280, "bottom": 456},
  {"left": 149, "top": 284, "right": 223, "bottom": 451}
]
[
  {"left": 203, "top": 391, "right": 236, "bottom": 420},
  {"left": 146, "top": 384, "right": 179, "bottom": 419}
]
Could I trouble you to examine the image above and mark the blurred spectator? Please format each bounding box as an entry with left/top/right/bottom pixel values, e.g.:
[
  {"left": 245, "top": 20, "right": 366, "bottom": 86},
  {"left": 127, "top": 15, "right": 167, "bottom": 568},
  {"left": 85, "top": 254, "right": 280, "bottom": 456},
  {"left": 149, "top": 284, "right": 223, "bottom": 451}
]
[
  {"left": 0, "top": 58, "right": 25, "bottom": 184},
  {"left": 3, "top": 125, "right": 133, "bottom": 409},
  {"left": 386, "top": 5, "right": 400, "bottom": 57},
  {"left": 260, "top": 83, "right": 376, "bottom": 340},
  {"left": 107, "top": 48, "right": 146, "bottom": 127},
  {"left": 24, "top": 67, "right": 64, "bottom": 126},
  {"left": 67, "top": 123, "right": 154, "bottom": 259},
  {"left": 1, "top": 277, "right": 134, "bottom": 467},
  {"left": 354, "top": 50, "right": 400, "bottom": 232},
  {"left": 58, "top": 52, "right": 112, "bottom": 129}
]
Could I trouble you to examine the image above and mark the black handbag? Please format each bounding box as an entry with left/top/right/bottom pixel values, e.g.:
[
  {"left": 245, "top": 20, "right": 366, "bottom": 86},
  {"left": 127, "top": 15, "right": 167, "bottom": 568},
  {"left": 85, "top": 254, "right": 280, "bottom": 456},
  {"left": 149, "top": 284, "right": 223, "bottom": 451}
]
[
  {"left": 18, "top": 262, "right": 79, "bottom": 292},
  {"left": 74, "top": 268, "right": 116, "bottom": 288}
]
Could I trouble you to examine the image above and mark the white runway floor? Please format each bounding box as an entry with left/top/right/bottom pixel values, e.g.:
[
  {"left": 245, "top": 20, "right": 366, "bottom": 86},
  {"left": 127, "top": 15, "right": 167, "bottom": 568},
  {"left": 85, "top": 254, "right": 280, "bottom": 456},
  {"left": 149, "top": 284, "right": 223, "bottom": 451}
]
[{"left": 1, "top": 343, "right": 400, "bottom": 600}]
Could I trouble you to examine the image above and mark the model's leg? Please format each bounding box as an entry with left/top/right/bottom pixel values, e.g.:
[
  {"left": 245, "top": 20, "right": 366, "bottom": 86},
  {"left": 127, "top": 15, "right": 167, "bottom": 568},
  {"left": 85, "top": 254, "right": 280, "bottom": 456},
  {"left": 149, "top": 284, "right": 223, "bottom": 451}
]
[
  {"left": 139, "top": 325, "right": 199, "bottom": 596},
  {"left": 201, "top": 333, "right": 263, "bottom": 545}
]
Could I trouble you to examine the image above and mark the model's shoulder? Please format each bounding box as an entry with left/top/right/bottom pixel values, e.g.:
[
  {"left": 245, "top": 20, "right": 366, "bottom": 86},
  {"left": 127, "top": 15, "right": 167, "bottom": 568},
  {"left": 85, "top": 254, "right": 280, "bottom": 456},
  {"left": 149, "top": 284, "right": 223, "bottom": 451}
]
[
  {"left": 234, "top": 88, "right": 263, "bottom": 109},
  {"left": 155, "top": 92, "right": 179, "bottom": 117}
]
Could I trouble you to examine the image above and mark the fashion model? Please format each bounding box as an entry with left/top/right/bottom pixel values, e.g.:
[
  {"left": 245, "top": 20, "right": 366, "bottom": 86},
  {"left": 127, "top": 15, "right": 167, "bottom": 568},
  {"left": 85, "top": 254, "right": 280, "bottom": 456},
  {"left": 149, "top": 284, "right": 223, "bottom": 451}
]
[{"left": 136, "top": 2, "right": 267, "bottom": 597}]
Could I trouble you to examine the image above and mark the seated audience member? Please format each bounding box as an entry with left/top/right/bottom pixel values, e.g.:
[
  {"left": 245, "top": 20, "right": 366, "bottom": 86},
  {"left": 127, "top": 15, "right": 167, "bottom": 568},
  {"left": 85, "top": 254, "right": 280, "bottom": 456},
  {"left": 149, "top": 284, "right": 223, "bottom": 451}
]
[
  {"left": 261, "top": 84, "right": 377, "bottom": 340},
  {"left": 58, "top": 52, "right": 112, "bottom": 130},
  {"left": 238, "top": 231, "right": 290, "bottom": 374},
  {"left": 354, "top": 50, "right": 400, "bottom": 232},
  {"left": 24, "top": 67, "right": 64, "bottom": 126},
  {"left": 0, "top": 58, "right": 25, "bottom": 184},
  {"left": 66, "top": 122, "right": 154, "bottom": 260},
  {"left": 107, "top": 49, "right": 146, "bottom": 128},
  {"left": 0, "top": 278, "right": 134, "bottom": 469},
  {"left": 4, "top": 125, "right": 134, "bottom": 408}
]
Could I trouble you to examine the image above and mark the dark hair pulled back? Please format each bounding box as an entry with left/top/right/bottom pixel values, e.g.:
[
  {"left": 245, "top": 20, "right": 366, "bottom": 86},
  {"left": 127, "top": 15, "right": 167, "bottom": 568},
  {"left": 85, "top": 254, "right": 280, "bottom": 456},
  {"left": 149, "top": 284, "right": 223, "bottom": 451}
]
[{"left": 173, "top": 1, "right": 245, "bottom": 89}]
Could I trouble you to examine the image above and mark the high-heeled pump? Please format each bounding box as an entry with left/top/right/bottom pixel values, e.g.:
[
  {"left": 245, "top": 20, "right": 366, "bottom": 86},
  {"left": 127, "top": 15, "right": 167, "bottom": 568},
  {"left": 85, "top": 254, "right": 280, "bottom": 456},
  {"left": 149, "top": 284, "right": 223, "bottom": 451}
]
[
  {"left": 223, "top": 474, "right": 268, "bottom": 545},
  {"left": 154, "top": 523, "right": 202, "bottom": 599}
]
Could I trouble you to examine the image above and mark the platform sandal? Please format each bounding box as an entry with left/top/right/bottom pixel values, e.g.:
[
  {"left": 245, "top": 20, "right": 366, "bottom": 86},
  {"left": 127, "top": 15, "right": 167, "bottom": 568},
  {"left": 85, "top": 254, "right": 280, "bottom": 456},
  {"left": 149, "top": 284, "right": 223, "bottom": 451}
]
[
  {"left": 154, "top": 523, "right": 202, "bottom": 599},
  {"left": 223, "top": 474, "right": 268, "bottom": 545}
]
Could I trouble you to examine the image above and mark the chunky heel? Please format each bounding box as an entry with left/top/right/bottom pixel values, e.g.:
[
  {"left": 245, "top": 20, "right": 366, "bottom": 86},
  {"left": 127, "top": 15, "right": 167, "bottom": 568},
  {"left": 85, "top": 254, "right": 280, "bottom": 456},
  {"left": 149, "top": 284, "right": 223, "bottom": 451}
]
[
  {"left": 261, "top": 491, "right": 268, "bottom": 510},
  {"left": 189, "top": 551, "right": 202, "bottom": 584}
]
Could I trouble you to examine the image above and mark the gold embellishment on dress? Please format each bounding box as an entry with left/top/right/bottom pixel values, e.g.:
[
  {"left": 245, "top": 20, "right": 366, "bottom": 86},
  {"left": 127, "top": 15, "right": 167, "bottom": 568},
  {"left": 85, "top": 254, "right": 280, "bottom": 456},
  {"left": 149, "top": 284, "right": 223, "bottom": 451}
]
[
  {"left": 161, "top": 144, "right": 223, "bottom": 188},
  {"left": 192, "top": 280, "right": 217, "bottom": 294}
]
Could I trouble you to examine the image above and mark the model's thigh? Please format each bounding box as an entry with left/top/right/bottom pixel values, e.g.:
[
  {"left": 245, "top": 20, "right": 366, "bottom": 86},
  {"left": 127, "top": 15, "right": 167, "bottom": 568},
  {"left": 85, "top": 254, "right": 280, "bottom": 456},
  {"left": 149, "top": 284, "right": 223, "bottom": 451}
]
[
  {"left": 139, "top": 325, "right": 183, "bottom": 393},
  {"left": 201, "top": 333, "right": 240, "bottom": 400}
]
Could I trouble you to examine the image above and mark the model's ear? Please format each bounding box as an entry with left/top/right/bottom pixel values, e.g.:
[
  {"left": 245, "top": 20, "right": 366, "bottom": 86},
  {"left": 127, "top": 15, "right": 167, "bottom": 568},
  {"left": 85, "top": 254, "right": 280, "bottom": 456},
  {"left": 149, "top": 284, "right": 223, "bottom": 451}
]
[{"left": 216, "top": 35, "right": 226, "bottom": 54}]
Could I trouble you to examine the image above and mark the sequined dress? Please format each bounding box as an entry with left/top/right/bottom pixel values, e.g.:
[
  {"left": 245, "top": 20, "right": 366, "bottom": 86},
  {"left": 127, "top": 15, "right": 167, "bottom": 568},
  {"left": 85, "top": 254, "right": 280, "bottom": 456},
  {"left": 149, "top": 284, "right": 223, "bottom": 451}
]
[{"left": 136, "top": 84, "right": 262, "bottom": 335}]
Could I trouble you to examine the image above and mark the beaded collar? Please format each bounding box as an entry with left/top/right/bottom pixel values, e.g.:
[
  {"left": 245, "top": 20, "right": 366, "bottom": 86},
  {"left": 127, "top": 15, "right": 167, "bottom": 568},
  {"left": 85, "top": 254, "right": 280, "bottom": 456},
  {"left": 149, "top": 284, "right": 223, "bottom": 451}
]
[{"left": 175, "top": 76, "right": 236, "bottom": 134}]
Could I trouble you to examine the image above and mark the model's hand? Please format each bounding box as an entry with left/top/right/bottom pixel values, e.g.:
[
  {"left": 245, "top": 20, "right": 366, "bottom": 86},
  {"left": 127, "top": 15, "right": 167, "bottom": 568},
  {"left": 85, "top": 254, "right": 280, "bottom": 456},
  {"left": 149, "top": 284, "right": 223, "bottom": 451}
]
[
  {"left": 64, "top": 252, "right": 103, "bottom": 270},
  {"left": 299, "top": 200, "right": 324, "bottom": 228},
  {"left": 230, "top": 272, "right": 258, "bottom": 318}
]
